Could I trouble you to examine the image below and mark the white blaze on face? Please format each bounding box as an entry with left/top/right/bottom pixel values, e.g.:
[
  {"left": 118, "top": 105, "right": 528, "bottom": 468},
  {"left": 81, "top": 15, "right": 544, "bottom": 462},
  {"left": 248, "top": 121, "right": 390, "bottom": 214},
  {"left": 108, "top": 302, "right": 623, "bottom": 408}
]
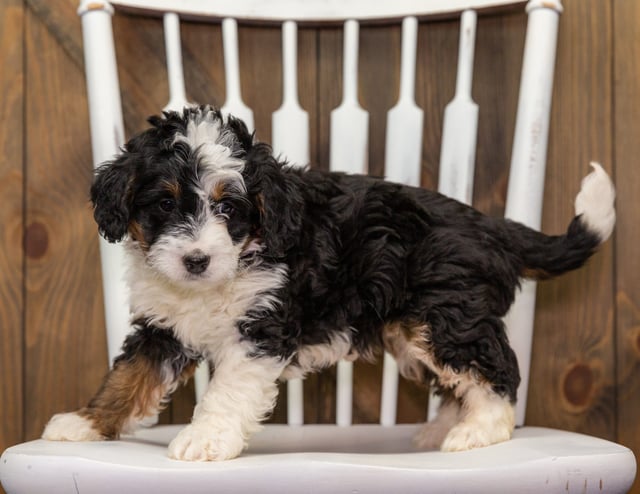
[
  {"left": 147, "top": 108, "right": 250, "bottom": 287},
  {"left": 173, "top": 107, "right": 246, "bottom": 198}
]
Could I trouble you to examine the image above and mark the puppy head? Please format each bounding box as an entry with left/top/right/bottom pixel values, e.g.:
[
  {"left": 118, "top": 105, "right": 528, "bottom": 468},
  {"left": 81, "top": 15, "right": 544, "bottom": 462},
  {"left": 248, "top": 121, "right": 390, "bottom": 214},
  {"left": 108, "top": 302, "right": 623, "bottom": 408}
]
[
  {"left": 91, "top": 105, "right": 304, "bottom": 287},
  {"left": 91, "top": 105, "right": 261, "bottom": 287}
]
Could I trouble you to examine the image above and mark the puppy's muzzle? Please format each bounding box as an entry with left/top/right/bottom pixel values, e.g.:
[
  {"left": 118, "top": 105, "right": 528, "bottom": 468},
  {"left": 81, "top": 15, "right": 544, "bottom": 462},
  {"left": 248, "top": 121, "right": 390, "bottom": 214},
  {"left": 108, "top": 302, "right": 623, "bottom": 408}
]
[{"left": 183, "top": 250, "right": 211, "bottom": 275}]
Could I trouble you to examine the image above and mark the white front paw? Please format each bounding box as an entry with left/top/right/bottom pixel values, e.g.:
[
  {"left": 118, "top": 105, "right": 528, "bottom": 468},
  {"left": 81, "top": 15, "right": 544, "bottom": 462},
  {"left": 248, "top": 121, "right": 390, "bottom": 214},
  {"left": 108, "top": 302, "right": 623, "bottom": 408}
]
[
  {"left": 168, "top": 423, "right": 245, "bottom": 461},
  {"left": 42, "top": 412, "right": 104, "bottom": 441}
]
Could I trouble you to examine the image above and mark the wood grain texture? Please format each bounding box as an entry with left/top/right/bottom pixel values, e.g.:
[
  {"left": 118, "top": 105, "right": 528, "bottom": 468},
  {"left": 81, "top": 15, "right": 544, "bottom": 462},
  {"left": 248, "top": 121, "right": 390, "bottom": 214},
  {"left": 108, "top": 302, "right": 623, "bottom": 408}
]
[
  {"left": 26, "top": 0, "right": 84, "bottom": 67},
  {"left": 472, "top": 12, "right": 524, "bottom": 217},
  {"left": 613, "top": 0, "right": 640, "bottom": 492},
  {"left": 24, "top": 8, "right": 107, "bottom": 440},
  {"left": 113, "top": 14, "right": 173, "bottom": 131},
  {"left": 0, "top": 0, "right": 25, "bottom": 461},
  {"left": 526, "top": 0, "right": 616, "bottom": 440}
]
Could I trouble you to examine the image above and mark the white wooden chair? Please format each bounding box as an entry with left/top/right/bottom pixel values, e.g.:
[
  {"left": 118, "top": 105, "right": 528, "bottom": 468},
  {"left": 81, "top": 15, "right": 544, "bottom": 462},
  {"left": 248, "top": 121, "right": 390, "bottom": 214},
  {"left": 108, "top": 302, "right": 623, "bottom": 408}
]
[{"left": 1, "top": 1, "right": 636, "bottom": 493}]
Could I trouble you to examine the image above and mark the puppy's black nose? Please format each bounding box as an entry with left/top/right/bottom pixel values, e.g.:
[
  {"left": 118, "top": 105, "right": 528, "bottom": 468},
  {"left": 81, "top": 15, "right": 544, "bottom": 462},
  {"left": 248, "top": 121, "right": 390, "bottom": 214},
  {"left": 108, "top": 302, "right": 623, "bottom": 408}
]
[{"left": 183, "top": 251, "right": 210, "bottom": 274}]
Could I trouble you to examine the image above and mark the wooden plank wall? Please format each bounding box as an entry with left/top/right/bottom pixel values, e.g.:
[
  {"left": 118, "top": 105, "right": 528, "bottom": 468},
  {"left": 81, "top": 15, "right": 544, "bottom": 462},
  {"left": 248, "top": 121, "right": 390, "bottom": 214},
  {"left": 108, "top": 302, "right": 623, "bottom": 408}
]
[
  {"left": 529, "top": 0, "right": 615, "bottom": 440},
  {"left": 0, "top": 0, "right": 25, "bottom": 466},
  {"left": 613, "top": 0, "right": 640, "bottom": 480},
  {"left": 1, "top": 0, "right": 638, "bottom": 492}
]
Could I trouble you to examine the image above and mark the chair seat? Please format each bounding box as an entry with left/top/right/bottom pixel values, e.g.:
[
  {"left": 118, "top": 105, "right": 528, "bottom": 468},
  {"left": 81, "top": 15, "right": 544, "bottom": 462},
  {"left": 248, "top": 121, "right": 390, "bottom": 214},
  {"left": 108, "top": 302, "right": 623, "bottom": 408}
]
[{"left": 1, "top": 424, "right": 635, "bottom": 494}]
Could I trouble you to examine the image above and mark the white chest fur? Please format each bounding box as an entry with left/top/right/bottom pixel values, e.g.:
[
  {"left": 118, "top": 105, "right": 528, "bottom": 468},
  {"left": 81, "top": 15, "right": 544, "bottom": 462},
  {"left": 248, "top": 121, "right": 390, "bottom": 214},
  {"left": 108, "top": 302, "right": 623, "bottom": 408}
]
[{"left": 124, "top": 245, "right": 288, "bottom": 364}]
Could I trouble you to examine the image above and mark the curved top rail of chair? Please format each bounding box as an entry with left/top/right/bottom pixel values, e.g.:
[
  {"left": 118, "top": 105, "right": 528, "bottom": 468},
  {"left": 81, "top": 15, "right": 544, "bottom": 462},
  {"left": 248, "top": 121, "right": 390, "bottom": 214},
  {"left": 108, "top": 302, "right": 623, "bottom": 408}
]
[{"left": 77, "top": 0, "right": 556, "bottom": 24}]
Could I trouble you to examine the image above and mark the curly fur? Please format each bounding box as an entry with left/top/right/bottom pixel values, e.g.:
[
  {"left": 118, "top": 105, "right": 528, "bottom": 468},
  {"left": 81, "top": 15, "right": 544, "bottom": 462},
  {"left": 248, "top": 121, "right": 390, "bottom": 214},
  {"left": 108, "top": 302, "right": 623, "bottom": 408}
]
[{"left": 42, "top": 105, "right": 616, "bottom": 459}]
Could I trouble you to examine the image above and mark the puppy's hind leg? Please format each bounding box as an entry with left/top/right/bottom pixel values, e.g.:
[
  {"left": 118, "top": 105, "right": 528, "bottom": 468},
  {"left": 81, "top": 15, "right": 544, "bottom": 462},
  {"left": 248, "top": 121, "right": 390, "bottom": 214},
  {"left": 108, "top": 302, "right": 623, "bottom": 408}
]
[
  {"left": 439, "top": 381, "right": 515, "bottom": 452},
  {"left": 413, "top": 391, "right": 462, "bottom": 450},
  {"left": 435, "top": 317, "right": 518, "bottom": 452},
  {"left": 42, "top": 322, "right": 199, "bottom": 441},
  {"left": 382, "top": 322, "right": 461, "bottom": 450},
  {"left": 383, "top": 318, "right": 517, "bottom": 451}
]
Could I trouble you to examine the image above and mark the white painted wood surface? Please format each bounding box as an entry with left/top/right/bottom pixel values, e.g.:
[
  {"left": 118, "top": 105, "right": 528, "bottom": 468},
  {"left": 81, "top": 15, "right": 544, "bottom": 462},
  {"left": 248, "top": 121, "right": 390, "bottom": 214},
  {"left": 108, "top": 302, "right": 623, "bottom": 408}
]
[
  {"left": 78, "top": 1, "right": 129, "bottom": 367},
  {"left": 109, "top": 0, "right": 527, "bottom": 22},
  {"left": 330, "top": 20, "right": 369, "bottom": 176},
  {"left": 437, "top": 9, "right": 478, "bottom": 204},
  {"left": 504, "top": 0, "right": 562, "bottom": 427},
  {"left": 2, "top": 425, "right": 636, "bottom": 493},
  {"left": 272, "top": 21, "right": 310, "bottom": 168},
  {"left": 220, "top": 18, "right": 254, "bottom": 132},
  {"left": 162, "top": 13, "right": 189, "bottom": 111},
  {"left": 384, "top": 16, "right": 423, "bottom": 188},
  {"left": 379, "top": 352, "right": 399, "bottom": 426}
]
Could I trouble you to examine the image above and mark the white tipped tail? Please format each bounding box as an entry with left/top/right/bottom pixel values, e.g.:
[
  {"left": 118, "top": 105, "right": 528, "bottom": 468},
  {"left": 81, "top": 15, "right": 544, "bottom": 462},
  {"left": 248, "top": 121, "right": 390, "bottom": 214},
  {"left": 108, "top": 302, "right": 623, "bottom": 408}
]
[{"left": 574, "top": 162, "right": 616, "bottom": 242}]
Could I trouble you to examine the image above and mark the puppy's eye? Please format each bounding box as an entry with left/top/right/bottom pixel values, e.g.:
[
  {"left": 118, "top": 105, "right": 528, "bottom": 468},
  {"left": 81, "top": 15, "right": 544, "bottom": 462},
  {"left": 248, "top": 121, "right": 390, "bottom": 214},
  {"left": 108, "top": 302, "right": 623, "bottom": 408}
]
[
  {"left": 159, "top": 198, "right": 176, "bottom": 212},
  {"left": 214, "top": 202, "right": 233, "bottom": 216}
]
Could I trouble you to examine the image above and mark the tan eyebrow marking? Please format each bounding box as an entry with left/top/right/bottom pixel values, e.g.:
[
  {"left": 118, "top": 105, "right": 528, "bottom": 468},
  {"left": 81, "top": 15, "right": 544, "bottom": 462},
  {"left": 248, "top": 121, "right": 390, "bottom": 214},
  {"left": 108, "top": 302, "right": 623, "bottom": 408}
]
[
  {"left": 210, "top": 180, "right": 228, "bottom": 203},
  {"left": 161, "top": 179, "right": 181, "bottom": 198}
]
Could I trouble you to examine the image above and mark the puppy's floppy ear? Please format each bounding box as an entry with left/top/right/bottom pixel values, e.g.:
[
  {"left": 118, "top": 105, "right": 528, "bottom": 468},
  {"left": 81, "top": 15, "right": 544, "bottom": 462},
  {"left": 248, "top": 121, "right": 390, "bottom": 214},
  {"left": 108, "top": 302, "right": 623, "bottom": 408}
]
[
  {"left": 243, "top": 144, "right": 303, "bottom": 258},
  {"left": 90, "top": 155, "right": 135, "bottom": 243}
]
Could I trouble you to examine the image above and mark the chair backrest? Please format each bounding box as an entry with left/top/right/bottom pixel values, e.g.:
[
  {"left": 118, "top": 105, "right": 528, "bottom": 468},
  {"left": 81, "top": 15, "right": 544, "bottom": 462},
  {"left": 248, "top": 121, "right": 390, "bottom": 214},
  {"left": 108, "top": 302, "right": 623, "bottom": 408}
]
[{"left": 78, "top": 0, "right": 563, "bottom": 429}]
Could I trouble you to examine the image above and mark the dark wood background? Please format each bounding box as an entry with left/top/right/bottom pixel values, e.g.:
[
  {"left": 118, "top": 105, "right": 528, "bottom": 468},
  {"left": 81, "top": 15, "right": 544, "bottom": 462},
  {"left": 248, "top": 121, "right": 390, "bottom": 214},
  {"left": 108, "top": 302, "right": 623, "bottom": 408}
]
[{"left": 1, "top": 0, "right": 639, "bottom": 492}]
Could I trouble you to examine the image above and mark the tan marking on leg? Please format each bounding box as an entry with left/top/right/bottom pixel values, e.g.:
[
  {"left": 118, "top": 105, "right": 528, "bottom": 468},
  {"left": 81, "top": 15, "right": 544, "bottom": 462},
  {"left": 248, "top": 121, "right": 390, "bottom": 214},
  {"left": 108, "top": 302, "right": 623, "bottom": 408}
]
[
  {"left": 78, "top": 357, "right": 197, "bottom": 439},
  {"left": 383, "top": 321, "right": 484, "bottom": 393},
  {"left": 382, "top": 321, "right": 515, "bottom": 451},
  {"left": 282, "top": 333, "right": 352, "bottom": 380},
  {"left": 382, "top": 321, "right": 433, "bottom": 384}
]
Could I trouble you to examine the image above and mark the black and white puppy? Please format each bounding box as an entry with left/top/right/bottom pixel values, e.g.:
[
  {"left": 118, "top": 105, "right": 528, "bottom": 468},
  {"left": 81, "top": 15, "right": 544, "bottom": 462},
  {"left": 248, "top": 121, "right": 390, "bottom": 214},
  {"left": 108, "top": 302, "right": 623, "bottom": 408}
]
[{"left": 43, "top": 105, "right": 616, "bottom": 460}]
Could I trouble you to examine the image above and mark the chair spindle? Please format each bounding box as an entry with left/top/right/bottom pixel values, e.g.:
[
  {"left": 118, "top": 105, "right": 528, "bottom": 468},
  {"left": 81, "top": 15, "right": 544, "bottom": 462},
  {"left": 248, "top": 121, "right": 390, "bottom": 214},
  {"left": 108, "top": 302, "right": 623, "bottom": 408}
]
[
  {"left": 504, "top": 0, "right": 563, "bottom": 426},
  {"left": 380, "top": 16, "right": 423, "bottom": 427},
  {"left": 163, "top": 13, "right": 188, "bottom": 111},
  {"left": 221, "top": 18, "right": 254, "bottom": 131}
]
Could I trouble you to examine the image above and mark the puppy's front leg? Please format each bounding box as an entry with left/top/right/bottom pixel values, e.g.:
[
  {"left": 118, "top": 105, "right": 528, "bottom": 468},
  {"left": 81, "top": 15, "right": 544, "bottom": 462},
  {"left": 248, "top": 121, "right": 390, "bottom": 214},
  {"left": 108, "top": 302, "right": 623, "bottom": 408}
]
[
  {"left": 43, "top": 323, "right": 199, "bottom": 441},
  {"left": 168, "top": 348, "right": 284, "bottom": 461}
]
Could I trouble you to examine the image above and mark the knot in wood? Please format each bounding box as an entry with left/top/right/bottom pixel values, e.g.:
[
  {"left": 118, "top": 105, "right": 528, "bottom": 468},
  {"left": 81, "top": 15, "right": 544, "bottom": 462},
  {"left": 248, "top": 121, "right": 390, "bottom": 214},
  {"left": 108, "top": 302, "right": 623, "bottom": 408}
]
[
  {"left": 25, "top": 221, "right": 49, "bottom": 259},
  {"left": 562, "top": 362, "right": 594, "bottom": 410}
]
